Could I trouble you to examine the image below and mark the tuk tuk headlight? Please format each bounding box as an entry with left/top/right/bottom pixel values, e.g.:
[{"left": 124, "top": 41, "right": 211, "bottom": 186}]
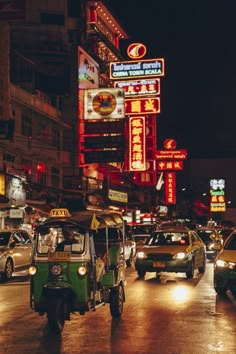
[
  {"left": 78, "top": 265, "right": 87, "bottom": 276},
  {"left": 51, "top": 264, "right": 62, "bottom": 276},
  {"left": 29, "top": 265, "right": 37, "bottom": 276}
]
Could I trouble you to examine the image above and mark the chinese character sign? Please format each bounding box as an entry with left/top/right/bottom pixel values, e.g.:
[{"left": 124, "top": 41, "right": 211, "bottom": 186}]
[
  {"left": 129, "top": 116, "right": 146, "bottom": 171},
  {"left": 209, "top": 178, "right": 226, "bottom": 212},
  {"left": 165, "top": 172, "right": 176, "bottom": 205}
]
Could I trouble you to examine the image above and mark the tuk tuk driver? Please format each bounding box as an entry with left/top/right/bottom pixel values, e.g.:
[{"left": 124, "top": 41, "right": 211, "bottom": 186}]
[{"left": 56, "top": 229, "right": 78, "bottom": 251}]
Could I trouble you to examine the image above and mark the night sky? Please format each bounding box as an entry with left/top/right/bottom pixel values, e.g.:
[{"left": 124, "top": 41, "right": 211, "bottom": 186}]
[{"left": 107, "top": 1, "right": 236, "bottom": 157}]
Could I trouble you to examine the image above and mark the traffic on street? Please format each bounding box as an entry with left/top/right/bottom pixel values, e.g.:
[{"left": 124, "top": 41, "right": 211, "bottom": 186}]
[{"left": 0, "top": 258, "right": 235, "bottom": 353}]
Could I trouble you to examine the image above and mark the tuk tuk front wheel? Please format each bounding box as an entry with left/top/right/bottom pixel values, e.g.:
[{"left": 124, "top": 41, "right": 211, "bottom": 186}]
[
  {"left": 110, "top": 283, "right": 124, "bottom": 318},
  {"left": 47, "top": 298, "right": 65, "bottom": 334}
]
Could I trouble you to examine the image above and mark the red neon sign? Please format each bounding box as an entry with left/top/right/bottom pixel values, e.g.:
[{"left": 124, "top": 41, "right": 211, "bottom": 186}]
[
  {"left": 115, "top": 79, "right": 160, "bottom": 97},
  {"left": 125, "top": 97, "right": 160, "bottom": 115},
  {"left": 157, "top": 161, "right": 183, "bottom": 171},
  {"left": 165, "top": 172, "right": 176, "bottom": 205},
  {"left": 129, "top": 116, "right": 146, "bottom": 171}
]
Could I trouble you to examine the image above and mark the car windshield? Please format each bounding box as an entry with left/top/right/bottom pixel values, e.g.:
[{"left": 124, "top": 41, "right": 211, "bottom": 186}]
[
  {"left": 147, "top": 231, "right": 189, "bottom": 246},
  {"left": 130, "top": 225, "right": 155, "bottom": 235},
  {"left": 197, "top": 230, "right": 216, "bottom": 244},
  {"left": 36, "top": 225, "right": 86, "bottom": 254},
  {"left": 0, "top": 232, "right": 11, "bottom": 246},
  {"left": 224, "top": 233, "right": 236, "bottom": 250}
]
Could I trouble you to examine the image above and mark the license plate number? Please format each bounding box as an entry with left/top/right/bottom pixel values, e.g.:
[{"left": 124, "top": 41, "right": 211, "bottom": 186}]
[{"left": 153, "top": 261, "right": 165, "bottom": 268}]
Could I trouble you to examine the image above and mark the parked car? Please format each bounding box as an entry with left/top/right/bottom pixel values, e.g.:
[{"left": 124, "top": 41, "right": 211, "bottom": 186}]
[
  {"left": 195, "top": 227, "right": 222, "bottom": 260},
  {"left": 135, "top": 227, "right": 206, "bottom": 279},
  {"left": 214, "top": 231, "right": 236, "bottom": 296},
  {"left": 126, "top": 222, "right": 156, "bottom": 249},
  {"left": 0, "top": 228, "right": 34, "bottom": 280}
]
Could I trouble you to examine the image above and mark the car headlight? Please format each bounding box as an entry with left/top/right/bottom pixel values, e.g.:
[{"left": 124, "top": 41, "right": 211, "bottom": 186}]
[
  {"left": 216, "top": 259, "right": 235, "bottom": 269},
  {"left": 136, "top": 251, "right": 147, "bottom": 259},
  {"left": 173, "top": 252, "right": 186, "bottom": 260}
]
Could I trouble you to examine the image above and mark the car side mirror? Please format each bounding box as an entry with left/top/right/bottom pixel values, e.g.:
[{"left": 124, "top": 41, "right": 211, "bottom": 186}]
[{"left": 9, "top": 240, "right": 16, "bottom": 248}]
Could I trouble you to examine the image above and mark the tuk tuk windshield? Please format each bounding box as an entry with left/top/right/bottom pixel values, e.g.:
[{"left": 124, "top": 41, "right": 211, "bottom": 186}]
[{"left": 36, "top": 225, "right": 86, "bottom": 255}]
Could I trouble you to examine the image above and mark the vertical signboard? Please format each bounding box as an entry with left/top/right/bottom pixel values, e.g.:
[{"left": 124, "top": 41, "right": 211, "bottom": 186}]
[
  {"left": 129, "top": 116, "right": 146, "bottom": 171},
  {"left": 78, "top": 46, "right": 99, "bottom": 89},
  {"left": 210, "top": 178, "right": 226, "bottom": 212},
  {"left": 165, "top": 172, "right": 176, "bottom": 205}
]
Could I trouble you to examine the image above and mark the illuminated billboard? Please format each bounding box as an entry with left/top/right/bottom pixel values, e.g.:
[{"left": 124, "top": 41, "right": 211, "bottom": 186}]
[
  {"left": 78, "top": 47, "right": 99, "bottom": 89},
  {"left": 210, "top": 178, "right": 226, "bottom": 212},
  {"left": 84, "top": 88, "right": 125, "bottom": 120},
  {"left": 129, "top": 116, "right": 146, "bottom": 171},
  {"left": 165, "top": 172, "right": 176, "bottom": 205},
  {"left": 115, "top": 78, "right": 160, "bottom": 97},
  {"left": 109, "top": 58, "right": 165, "bottom": 80},
  {"left": 125, "top": 97, "right": 160, "bottom": 115}
]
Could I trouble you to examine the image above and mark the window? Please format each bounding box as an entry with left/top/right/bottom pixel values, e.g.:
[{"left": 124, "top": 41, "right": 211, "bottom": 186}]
[
  {"left": 68, "top": 0, "right": 80, "bottom": 17},
  {"left": 52, "top": 127, "right": 60, "bottom": 148},
  {"left": 22, "top": 113, "right": 32, "bottom": 137},
  {"left": 51, "top": 167, "right": 60, "bottom": 189},
  {"left": 40, "top": 13, "right": 64, "bottom": 25}
]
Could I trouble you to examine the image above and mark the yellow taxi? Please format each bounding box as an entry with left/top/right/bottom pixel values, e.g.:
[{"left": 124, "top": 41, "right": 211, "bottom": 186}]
[
  {"left": 214, "top": 230, "right": 236, "bottom": 296},
  {"left": 135, "top": 227, "right": 206, "bottom": 279}
]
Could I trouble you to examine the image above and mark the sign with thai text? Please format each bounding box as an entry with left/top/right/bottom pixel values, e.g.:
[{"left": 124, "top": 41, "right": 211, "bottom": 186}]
[
  {"left": 115, "top": 78, "right": 160, "bottom": 97},
  {"left": 156, "top": 150, "right": 187, "bottom": 160},
  {"left": 210, "top": 179, "right": 226, "bottom": 212},
  {"left": 109, "top": 58, "right": 165, "bottom": 80},
  {"left": 108, "top": 189, "right": 128, "bottom": 203}
]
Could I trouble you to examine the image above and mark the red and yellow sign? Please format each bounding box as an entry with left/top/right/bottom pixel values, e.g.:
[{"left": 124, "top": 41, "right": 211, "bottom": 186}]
[
  {"left": 125, "top": 97, "right": 160, "bottom": 115},
  {"left": 163, "top": 138, "right": 176, "bottom": 149},
  {"left": 84, "top": 88, "right": 125, "bottom": 120},
  {"left": 115, "top": 79, "right": 160, "bottom": 97},
  {"left": 165, "top": 172, "right": 176, "bottom": 205},
  {"left": 129, "top": 117, "right": 146, "bottom": 171},
  {"left": 157, "top": 161, "right": 183, "bottom": 171},
  {"left": 127, "top": 43, "right": 147, "bottom": 59}
]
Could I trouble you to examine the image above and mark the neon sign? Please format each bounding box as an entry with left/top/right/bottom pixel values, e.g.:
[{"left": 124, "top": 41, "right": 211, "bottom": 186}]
[{"left": 129, "top": 117, "right": 146, "bottom": 171}]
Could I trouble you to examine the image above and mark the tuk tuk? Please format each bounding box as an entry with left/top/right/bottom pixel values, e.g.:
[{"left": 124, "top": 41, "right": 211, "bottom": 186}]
[{"left": 29, "top": 208, "right": 126, "bottom": 334}]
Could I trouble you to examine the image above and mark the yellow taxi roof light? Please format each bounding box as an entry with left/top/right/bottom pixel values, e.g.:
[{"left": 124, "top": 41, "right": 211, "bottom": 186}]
[{"left": 49, "top": 208, "right": 71, "bottom": 218}]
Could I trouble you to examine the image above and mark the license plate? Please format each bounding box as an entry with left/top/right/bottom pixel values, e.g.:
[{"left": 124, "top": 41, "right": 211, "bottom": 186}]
[
  {"left": 48, "top": 251, "right": 71, "bottom": 262},
  {"left": 153, "top": 261, "right": 165, "bottom": 268}
]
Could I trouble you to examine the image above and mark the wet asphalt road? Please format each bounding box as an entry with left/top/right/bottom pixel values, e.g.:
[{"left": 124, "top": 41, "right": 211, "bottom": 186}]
[{"left": 0, "top": 262, "right": 235, "bottom": 354}]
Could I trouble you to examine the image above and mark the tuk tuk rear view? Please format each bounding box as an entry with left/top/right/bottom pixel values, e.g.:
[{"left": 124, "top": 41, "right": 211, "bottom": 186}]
[{"left": 29, "top": 208, "right": 126, "bottom": 334}]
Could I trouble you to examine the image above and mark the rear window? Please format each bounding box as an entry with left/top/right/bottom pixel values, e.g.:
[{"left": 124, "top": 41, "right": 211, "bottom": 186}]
[
  {"left": 147, "top": 232, "right": 189, "bottom": 246},
  {"left": 0, "top": 232, "right": 11, "bottom": 246}
]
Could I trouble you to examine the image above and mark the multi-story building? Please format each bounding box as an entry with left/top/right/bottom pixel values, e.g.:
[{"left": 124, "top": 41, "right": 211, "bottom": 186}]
[{"left": 0, "top": 0, "right": 130, "bottom": 225}]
